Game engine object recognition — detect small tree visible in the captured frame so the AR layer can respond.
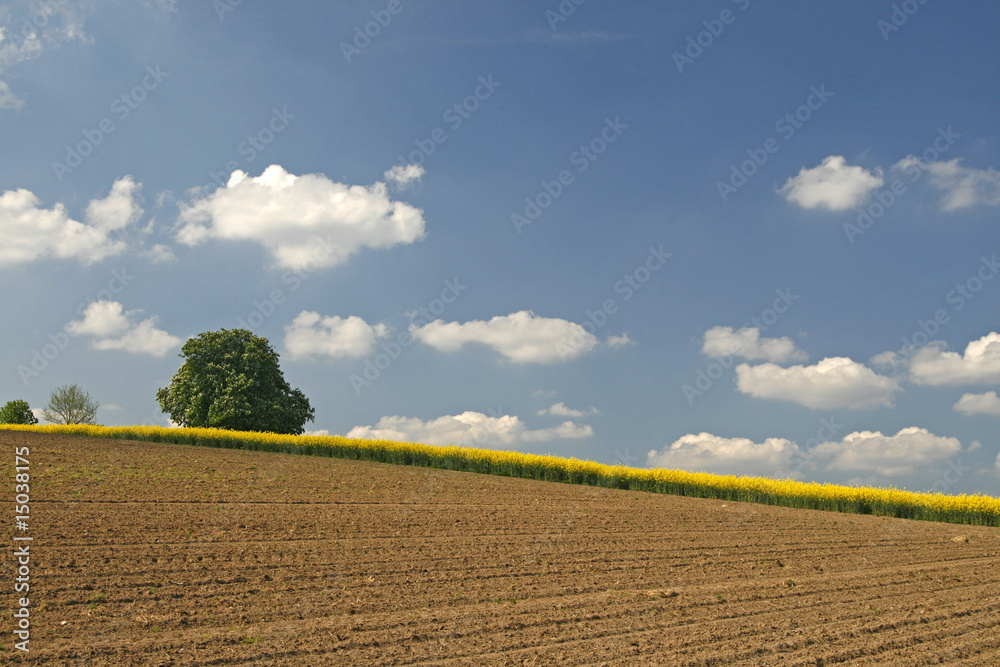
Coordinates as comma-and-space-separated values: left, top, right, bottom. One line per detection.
156, 328, 314, 434
0, 400, 38, 425
42, 385, 100, 425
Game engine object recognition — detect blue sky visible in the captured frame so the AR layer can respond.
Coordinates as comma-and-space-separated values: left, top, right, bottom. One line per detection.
2, 1, 999, 494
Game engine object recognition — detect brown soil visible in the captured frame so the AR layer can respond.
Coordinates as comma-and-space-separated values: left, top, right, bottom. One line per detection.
2, 430, 1000, 665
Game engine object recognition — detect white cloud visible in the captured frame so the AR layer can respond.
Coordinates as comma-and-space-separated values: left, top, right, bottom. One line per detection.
779, 156, 884, 210
647, 432, 801, 477
736, 357, 900, 409
522, 421, 593, 442
85, 176, 143, 232
410, 310, 599, 363
895, 156, 1000, 211
907, 332, 1000, 385
702, 326, 808, 363
66, 300, 131, 338
953, 391, 1000, 417
868, 349, 905, 372
0, 1, 90, 109
141, 243, 176, 264
303, 429, 331, 437
176, 164, 426, 271
606, 333, 633, 348
0, 79, 24, 110
0, 177, 142, 264
810, 427, 962, 477
384, 163, 425, 188
91, 318, 180, 356
283, 311, 388, 360
67, 301, 180, 356
346, 411, 593, 448
537, 402, 598, 417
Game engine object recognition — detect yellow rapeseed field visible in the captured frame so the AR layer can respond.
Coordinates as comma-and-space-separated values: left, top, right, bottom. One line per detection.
5, 423, 999, 527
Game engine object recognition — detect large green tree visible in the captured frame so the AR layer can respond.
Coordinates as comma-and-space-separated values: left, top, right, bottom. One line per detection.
156, 329, 314, 434
0, 399, 38, 425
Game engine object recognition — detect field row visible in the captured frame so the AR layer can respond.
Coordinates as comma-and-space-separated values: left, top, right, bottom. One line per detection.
4, 431, 1000, 665
8, 423, 1000, 526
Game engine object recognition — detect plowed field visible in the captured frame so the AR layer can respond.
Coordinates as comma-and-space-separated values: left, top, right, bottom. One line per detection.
2, 430, 1000, 665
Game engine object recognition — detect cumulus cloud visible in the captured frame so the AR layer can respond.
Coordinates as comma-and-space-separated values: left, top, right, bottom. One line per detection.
85, 176, 143, 232
346, 411, 593, 448
895, 157, 1000, 211
606, 333, 633, 348
953, 391, 1000, 417
67, 300, 180, 356
736, 357, 900, 409
779, 156, 883, 211
702, 326, 808, 363
647, 433, 802, 477
384, 163, 425, 188
410, 310, 599, 363
283, 311, 388, 360
0, 177, 142, 264
66, 300, 131, 338
176, 164, 426, 271
907, 332, 1000, 385
810, 427, 962, 477
537, 402, 598, 417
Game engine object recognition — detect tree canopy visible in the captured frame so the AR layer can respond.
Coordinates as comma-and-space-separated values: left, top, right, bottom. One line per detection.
42, 385, 99, 425
156, 329, 314, 435
0, 399, 38, 425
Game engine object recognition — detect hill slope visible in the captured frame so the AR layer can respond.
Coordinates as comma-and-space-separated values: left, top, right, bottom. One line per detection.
3, 431, 1000, 665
